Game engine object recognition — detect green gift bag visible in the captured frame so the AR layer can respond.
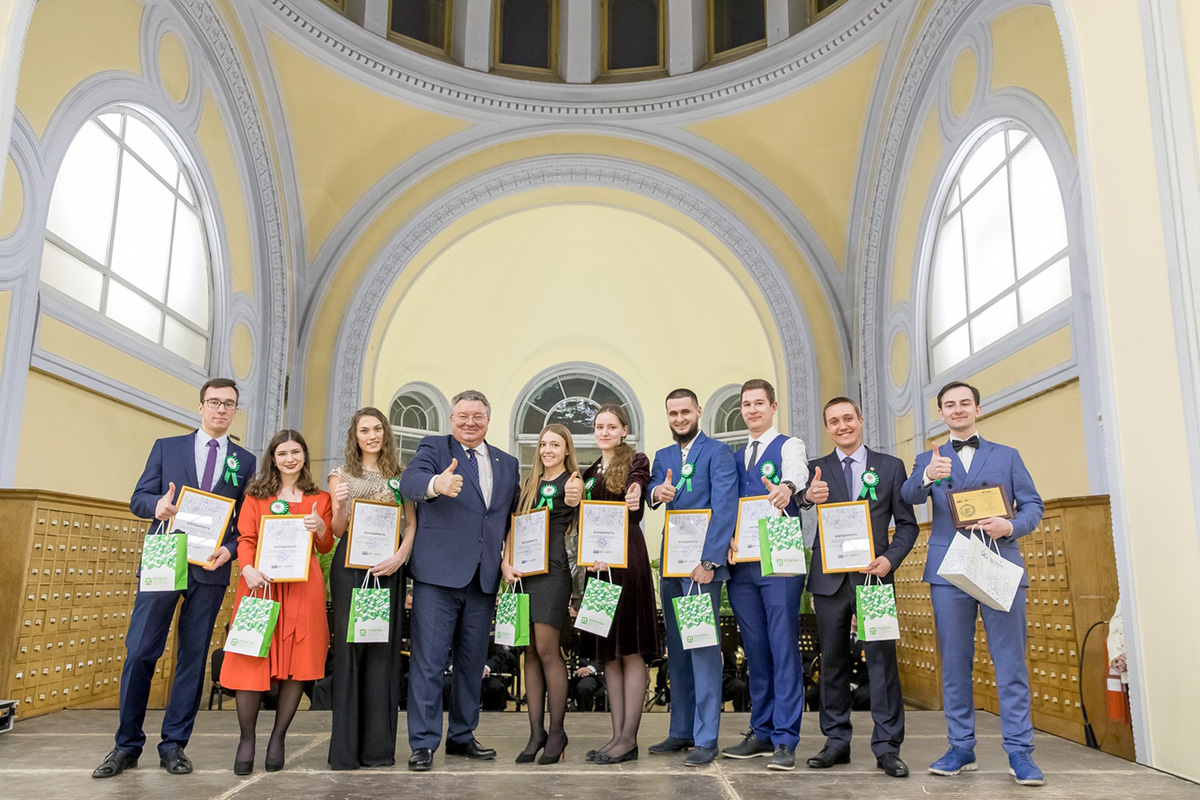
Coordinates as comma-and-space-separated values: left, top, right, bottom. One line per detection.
574, 572, 623, 638
672, 582, 719, 650
856, 575, 900, 641
348, 573, 391, 644
139, 521, 188, 592
225, 586, 280, 658
758, 514, 806, 576
494, 580, 530, 647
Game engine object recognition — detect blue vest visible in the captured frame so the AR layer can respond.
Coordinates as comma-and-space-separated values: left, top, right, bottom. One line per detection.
733, 434, 799, 516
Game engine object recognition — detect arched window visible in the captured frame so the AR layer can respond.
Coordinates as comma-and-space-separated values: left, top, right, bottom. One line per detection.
710, 0, 765, 58
707, 388, 748, 448
389, 386, 447, 464
41, 108, 212, 366
390, 0, 451, 52
514, 369, 640, 474
927, 123, 1071, 375
495, 0, 557, 72
604, 0, 661, 73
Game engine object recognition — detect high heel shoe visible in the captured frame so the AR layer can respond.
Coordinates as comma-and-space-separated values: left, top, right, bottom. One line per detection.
594, 745, 638, 765
233, 759, 253, 776
538, 734, 568, 765
515, 732, 548, 764
264, 757, 284, 772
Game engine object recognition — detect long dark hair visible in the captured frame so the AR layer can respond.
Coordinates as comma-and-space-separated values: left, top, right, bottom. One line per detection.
517, 424, 580, 514
595, 405, 636, 494
341, 407, 403, 480
246, 429, 321, 499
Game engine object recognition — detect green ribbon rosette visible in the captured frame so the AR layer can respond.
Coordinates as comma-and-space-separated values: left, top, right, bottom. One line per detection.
535, 482, 558, 510
858, 468, 880, 501
584, 477, 596, 501
269, 499, 289, 515
223, 454, 240, 487
675, 462, 695, 493
760, 460, 780, 485
387, 477, 403, 505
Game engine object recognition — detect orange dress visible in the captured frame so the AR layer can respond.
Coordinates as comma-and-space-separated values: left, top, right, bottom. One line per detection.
221, 492, 334, 691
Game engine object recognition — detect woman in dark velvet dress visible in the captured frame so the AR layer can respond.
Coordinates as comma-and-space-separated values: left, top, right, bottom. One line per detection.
503, 424, 584, 765
579, 405, 662, 765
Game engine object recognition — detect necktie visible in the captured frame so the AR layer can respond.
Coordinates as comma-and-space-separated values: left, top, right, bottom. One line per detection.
843, 455, 855, 500
464, 448, 479, 479
201, 439, 219, 491
952, 435, 981, 452
747, 440, 760, 470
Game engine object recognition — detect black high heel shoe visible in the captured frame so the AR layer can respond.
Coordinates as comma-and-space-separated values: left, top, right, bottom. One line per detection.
233, 759, 253, 776
594, 745, 638, 765
264, 756, 284, 772
538, 734, 568, 765
515, 732, 548, 764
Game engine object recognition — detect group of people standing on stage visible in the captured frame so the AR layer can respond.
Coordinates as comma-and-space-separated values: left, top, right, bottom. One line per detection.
92, 373, 1047, 788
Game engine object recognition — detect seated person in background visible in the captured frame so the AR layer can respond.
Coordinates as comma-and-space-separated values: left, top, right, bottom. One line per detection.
570, 661, 606, 712
483, 644, 519, 712
722, 642, 751, 713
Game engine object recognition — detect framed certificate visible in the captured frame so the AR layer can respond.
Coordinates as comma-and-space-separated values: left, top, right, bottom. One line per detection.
173, 487, 236, 566
732, 495, 779, 562
255, 515, 314, 582
816, 500, 875, 573
663, 509, 711, 577
577, 500, 629, 568
948, 485, 1014, 528
345, 499, 401, 569
509, 509, 549, 576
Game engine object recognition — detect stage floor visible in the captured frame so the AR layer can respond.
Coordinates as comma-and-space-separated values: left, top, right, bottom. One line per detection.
0, 708, 1195, 800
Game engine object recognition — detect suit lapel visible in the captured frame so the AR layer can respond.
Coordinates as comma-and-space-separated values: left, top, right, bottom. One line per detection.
964, 437, 994, 486
183, 432, 200, 489
944, 440, 968, 485
451, 437, 486, 504
828, 451, 850, 503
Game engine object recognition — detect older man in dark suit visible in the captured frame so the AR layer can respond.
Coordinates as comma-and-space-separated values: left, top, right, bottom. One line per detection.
399, 389, 519, 772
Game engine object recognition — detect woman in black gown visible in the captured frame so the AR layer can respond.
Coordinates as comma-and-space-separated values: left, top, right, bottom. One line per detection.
502, 423, 583, 765
579, 404, 662, 765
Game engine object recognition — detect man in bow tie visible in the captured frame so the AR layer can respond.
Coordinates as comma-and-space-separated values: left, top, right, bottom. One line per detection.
901, 382, 1045, 787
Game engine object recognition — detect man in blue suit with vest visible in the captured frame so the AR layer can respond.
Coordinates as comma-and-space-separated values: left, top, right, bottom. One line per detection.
801, 396, 917, 778
93, 378, 255, 778
399, 389, 520, 772
720, 379, 808, 771
647, 388, 738, 766
901, 381, 1045, 786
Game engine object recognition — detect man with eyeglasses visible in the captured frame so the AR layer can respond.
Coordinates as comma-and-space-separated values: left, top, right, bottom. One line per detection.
400, 390, 520, 772
94, 378, 255, 779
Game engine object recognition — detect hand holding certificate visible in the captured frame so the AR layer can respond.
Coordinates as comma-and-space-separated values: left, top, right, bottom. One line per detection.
172, 487, 236, 566
256, 515, 314, 582
732, 496, 778, 562
577, 501, 629, 568
663, 509, 710, 577
817, 500, 875, 573
508, 509, 549, 576
345, 499, 401, 569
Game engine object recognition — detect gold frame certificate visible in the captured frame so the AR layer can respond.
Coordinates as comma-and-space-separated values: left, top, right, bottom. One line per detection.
509, 509, 550, 577
732, 495, 779, 562
816, 500, 876, 573
948, 485, 1014, 528
577, 500, 629, 568
173, 487, 236, 566
255, 515, 313, 582
663, 509, 711, 577
345, 499, 401, 569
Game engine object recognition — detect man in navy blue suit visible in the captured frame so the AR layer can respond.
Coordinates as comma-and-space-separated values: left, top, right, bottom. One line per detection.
398, 389, 520, 772
647, 388, 738, 766
801, 396, 917, 779
720, 379, 808, 771
901, 381, 1046, 787
93, 378, 255, 778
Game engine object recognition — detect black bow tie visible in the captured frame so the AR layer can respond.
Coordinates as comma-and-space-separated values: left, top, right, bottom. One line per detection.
951, 436, 980, 452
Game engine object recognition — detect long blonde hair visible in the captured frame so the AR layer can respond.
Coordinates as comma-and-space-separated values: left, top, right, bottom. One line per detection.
341, 407, 403, 480
518, 424, 579, 514
595, 405, 636, 494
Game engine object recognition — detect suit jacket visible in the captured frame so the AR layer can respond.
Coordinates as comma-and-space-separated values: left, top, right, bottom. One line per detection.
399, 434, 519, 594
648, 431, 739, 581
803, 447, 918, 596
901, 436, 1044, 587
129, 431, 256, 587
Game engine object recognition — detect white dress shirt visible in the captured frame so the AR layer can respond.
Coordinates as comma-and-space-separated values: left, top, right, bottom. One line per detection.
194, 429, 228, 490
744, 426, 808, 486
427, 440, 493, 506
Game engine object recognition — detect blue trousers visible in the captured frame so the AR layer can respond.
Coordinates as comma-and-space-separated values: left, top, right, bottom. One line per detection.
660, 577, 723, 749
116, 582, 226, 757
930, 583, 1034, 755
406, 578, 495, 751
726, 563, 804, 747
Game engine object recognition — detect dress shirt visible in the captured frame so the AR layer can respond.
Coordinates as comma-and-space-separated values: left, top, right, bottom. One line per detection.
923, 434, 978, 484
194, 429, 228, 488
744, 427, 808, 486
427, 439, 494, 506
835, 443, 867, 497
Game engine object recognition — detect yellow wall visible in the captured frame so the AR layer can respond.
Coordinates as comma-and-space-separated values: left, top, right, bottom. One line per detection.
195, 89, 257, 301
0, 154, 21, 237
989, 5, 1076, 154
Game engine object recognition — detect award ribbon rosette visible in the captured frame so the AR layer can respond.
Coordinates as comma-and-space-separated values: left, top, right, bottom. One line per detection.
139, 521, 189, 592
757, 513, 806, 577
536, 483, 558, 511
493, 579, 531, 647
855, 574, 901, 641
760, 460, 780, 485
858, 468, 880, 501
936, 524, 1024, 611
574, 571, 623, 638
223, 454, 241, 487
675, 462, 695, 493
225, 585, 280, 658
387, 477, 404, 505
348, 572, 391, 643
584, 477, 596, 501
672, 581, 719, 650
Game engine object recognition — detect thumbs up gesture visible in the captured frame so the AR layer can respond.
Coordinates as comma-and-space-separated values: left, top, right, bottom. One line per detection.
564, 471, 583, 506
656, 468, 677, 504
303, 506, 327, 537
925, 444, 952, 482
434, 458, 464, 497
805, 467, 829, 505
764, 474, 793, 509
624, 481, 642, 511
155, 481, 179, 521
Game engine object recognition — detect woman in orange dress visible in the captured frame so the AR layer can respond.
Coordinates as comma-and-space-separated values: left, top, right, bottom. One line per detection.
221, 429, 333, 775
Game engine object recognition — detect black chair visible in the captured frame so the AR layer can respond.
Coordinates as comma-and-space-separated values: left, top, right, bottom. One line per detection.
207, 648, 236, 710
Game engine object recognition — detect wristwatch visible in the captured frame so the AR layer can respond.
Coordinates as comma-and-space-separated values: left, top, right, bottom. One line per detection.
700, 560, 717, 571
781, 480, 797, 495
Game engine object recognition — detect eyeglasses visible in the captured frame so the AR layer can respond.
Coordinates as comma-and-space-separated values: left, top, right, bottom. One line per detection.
452, 413, 488, 424
203, 399, 239, 411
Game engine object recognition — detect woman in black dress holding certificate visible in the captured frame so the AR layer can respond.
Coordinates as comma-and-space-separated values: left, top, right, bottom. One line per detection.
327, 407, 417, 770
580, 405, 660, 765
502, 423, 583, 765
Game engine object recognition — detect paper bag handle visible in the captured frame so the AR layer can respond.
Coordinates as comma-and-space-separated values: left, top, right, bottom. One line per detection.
968, 523, 1003, 555
150, 520, 167, 536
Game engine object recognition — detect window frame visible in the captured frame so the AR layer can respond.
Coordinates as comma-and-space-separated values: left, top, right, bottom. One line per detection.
707, 0, 767, 61
704, 385, 749, 449
600, 0, 665, 76
809, 0, 846, 23
386, 0, 454, 56
493, 0, 560, 76
388, 383, 450, 464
